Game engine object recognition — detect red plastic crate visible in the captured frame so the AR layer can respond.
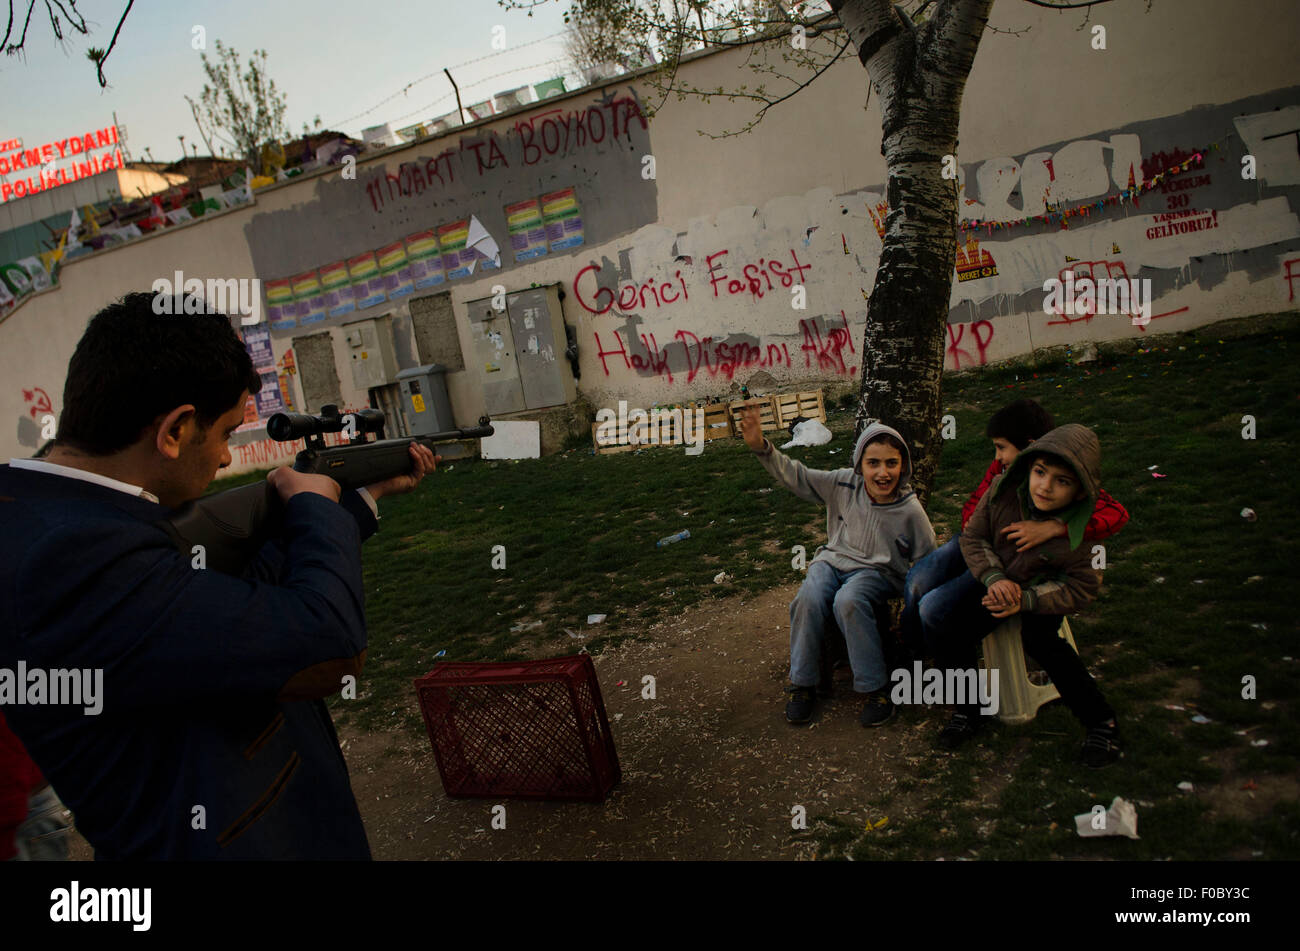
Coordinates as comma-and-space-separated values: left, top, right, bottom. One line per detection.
414, 654, 621, 801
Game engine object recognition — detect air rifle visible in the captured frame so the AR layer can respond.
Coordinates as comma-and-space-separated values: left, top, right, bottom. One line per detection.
163, 404, 493, 576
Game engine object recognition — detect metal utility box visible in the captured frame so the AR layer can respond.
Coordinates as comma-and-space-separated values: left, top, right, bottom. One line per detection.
396, 364, 453, 435
466, 285, 573, 416
342, 316, 399, 390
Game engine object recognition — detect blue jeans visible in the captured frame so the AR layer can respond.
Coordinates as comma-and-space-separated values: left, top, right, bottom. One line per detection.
790, 561, 896, 693
11, 785, 69, 861
901, 534, 968, 656
916, 559, 989, 661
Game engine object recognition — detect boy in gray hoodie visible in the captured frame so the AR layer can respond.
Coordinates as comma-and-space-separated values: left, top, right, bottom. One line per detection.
740, 407, 936, 727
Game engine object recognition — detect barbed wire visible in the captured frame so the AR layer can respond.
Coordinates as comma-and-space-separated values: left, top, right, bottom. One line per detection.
323, 30, 570, 129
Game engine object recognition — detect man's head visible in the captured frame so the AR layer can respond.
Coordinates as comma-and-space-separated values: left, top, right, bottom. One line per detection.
987, 398, 1055, 467
1026, 452, 1086, 513
53, 290, 262, 506
859, 432, 905, 503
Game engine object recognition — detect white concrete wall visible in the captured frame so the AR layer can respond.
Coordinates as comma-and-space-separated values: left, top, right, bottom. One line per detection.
2, 0, 1297, 473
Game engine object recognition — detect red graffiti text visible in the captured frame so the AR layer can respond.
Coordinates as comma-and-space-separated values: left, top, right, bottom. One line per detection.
946, 320, 994, 369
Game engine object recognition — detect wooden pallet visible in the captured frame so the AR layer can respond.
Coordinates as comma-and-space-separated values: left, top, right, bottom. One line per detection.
591, 422, 638, 453
593, 391, 822, 452
727, 396, 782, 433
773, 390, 827, 428
591, 405, 693, 454
700, 401, 734, 441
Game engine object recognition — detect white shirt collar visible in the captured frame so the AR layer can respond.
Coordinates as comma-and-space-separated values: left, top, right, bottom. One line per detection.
8, 457, 161, 504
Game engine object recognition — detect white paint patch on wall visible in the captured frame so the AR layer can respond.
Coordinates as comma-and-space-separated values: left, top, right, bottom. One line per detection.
950, 198, 1300, 308
959, 135, 1144, 223
1234, 107, 1300, 187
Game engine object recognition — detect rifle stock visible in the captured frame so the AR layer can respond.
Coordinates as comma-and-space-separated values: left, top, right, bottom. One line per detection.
163, 418, 493, 576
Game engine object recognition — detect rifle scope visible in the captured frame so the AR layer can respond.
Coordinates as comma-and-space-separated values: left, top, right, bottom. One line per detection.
266, 404, 387, 442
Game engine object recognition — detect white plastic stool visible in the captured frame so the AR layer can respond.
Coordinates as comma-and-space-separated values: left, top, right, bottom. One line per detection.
980, 617, 1078, 725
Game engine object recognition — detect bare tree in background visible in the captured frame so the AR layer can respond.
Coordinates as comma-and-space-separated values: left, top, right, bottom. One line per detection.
563, 0, 660, 79
1, 0, 134, 87
193, 42, 291, 175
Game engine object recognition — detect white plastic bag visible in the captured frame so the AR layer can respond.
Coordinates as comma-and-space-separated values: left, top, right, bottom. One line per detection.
780, 419, 833, 448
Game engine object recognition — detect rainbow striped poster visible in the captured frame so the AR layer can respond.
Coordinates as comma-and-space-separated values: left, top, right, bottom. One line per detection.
319, 260, 356, 318
377, 240, 414, 299
437, 219, 474, 279
506, 198, 549, 261
266, 277, 295, 330
347, 251, 387, 309
542, 187, 584, 251
405, 230, 445, 289
291, 270, 327, 325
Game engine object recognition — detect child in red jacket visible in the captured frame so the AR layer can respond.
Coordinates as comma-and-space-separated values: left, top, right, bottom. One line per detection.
900, 398, 1128, 657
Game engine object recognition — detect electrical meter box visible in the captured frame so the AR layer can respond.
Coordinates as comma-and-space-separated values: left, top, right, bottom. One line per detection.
396, 364, 453, 435
466, 285, 574, 416
342, 316, 399, 390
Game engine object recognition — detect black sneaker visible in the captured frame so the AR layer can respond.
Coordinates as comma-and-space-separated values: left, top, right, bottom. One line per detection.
1081, 720, 1122, 768
936, 709, 982, 750
859, 689, 896, 727
784, 684, 816, 725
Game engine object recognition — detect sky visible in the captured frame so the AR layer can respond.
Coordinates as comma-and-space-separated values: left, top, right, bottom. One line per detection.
0, 0, 576, 164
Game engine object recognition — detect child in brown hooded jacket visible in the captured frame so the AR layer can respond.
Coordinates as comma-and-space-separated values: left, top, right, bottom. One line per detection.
923, 423, 1120, 767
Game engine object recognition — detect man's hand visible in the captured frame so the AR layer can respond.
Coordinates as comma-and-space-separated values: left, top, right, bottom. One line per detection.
364, 443, 439, 501
267, 466, 342, 504
740, 405, 766, 451
1001, 519, 1066, 552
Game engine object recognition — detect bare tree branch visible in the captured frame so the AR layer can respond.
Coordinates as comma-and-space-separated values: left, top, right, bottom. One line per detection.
2, 0, 133, 87
92, 0, 132, 87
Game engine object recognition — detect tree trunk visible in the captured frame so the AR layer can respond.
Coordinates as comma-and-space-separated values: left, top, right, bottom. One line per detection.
830, 0, 993, 507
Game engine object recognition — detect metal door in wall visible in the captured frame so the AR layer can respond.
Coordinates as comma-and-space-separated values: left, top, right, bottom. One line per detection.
466, 296, 526, 416
506, 288, 565, 409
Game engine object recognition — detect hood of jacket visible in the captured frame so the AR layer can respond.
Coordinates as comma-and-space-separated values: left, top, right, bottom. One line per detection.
853, 421, 914, 491
995, 423, 1101, 549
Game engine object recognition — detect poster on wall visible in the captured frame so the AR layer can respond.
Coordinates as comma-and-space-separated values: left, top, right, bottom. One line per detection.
265, 277, 296, 330
277, 372, 295, 412
320, 260, 356, 318
466, 215, 501, 271
505, 198, 550, 262
437, 219, 474, 280
542, 187, 585, 251
242, 324, 274, 369
377, 240, 414, 299
347, 251, 387, 309
291, 270, 327, 325
253, 368, 285, 416
406, 230, 445, 289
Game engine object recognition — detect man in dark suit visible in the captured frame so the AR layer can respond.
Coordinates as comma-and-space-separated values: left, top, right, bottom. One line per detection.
0, 291, 435, 859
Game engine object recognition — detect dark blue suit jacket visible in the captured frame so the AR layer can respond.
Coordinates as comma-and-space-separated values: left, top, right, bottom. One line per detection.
0, 464, 377, 859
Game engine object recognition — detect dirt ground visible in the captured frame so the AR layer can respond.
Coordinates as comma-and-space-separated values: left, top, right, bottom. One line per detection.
343, 581, 947, 860
62, 579, 1289, 861
64, 581, 941, 861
